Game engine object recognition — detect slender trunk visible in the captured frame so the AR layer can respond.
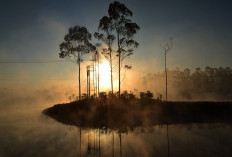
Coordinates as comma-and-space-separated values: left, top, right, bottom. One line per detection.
93, 61, 95, 97
109, 48, 113, 94
98, 52, 100, 96
165, 53, 167, 101
107, 30, 113, 95
117, 33, 121, 97
88, 69, 90, 97
95, 58, 97, 97
87, 67, 88, 98
78, 53, 81, 100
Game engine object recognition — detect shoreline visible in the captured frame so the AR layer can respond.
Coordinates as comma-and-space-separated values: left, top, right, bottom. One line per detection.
43, 99, 232, 131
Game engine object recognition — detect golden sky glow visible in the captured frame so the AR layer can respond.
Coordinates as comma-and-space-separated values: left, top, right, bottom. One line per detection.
99, 59, 111, 90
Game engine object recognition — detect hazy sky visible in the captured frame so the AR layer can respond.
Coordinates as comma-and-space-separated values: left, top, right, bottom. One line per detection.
0, 0, 232, 91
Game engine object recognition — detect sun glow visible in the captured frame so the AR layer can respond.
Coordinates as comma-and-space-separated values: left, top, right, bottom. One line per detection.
98, 59, 111, 90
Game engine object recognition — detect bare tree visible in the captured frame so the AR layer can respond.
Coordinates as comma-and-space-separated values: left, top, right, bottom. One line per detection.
161, 38, 174, 101
59, 26, 95, 100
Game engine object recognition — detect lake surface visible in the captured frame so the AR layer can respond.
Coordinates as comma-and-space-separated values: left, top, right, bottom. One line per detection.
1, 101, 232, 157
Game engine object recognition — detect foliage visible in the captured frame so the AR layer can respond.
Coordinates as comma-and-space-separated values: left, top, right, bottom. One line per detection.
120, 90, 136, 100
140, 91, 153, 99
59, 26, 95, 99
108, 1, 140, 95
59, 26, 95, 63
108, 1, 140, 59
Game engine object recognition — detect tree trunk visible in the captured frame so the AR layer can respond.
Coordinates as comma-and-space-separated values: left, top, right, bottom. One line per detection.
87, 66, 89, 98
98, 52, 100, 96
165, 53, 167, 101
110, 48, 114, 94
78, 53, 81, 100
117, 33, 121, 97
93, 60, 95, 97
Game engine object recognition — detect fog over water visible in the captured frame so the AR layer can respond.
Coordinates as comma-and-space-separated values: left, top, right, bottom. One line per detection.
1, 87, 232, 157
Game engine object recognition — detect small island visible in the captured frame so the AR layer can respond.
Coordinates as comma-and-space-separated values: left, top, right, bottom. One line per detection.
43, 91, 232, 132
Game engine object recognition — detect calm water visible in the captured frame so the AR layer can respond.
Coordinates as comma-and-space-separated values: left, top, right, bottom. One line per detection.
1, 101, 232, 157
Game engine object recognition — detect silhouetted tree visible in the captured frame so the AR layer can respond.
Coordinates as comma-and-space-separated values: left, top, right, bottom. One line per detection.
161, 38, 173, 101
145, 91, 153, 99
99, 92, 107, 100
121, 90, 131, 100
59, 26, 95, 99
140, 92, 146, 99
108, 1, 140, 96
128, 91, 136, 99
94, 16, 115, 94
140, 91, 153, 99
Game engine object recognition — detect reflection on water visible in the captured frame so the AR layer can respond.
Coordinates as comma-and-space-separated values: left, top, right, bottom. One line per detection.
1, 108, 232, 156
167, 124, 170, 157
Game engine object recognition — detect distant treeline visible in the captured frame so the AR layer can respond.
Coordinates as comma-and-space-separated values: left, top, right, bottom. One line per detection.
143, 67, 232, 101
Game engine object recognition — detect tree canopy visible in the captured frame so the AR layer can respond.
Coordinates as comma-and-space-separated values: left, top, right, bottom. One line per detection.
59, 26, 95, 63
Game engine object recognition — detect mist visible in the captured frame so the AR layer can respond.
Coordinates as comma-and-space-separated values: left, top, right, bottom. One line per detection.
140, 66, 232, 101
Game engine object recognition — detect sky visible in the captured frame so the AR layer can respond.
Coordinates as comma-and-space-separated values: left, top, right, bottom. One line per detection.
0, 0, 232, 94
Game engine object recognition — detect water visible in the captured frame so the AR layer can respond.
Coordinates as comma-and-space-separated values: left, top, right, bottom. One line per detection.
1, 101, 232, 157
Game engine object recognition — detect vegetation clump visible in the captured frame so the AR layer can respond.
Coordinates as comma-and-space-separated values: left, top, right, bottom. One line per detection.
43, 91, 232, 132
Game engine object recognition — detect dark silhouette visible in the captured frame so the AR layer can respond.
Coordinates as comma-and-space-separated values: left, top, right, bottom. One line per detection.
140, 91, 153, 99
43, 93, 232, 132
108, 1, 140, 96
94, 16, 115, 94
161, 38, 174, 101
59, 26, 95, 99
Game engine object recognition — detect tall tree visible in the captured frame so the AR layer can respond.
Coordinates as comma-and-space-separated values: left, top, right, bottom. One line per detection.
161, 38, 173, 101
108, 1, 140, 96
59, 26, 95, 100
94, 16, 115, 94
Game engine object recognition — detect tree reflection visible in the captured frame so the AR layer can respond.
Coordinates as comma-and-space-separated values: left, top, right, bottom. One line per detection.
167, 124, 170, 157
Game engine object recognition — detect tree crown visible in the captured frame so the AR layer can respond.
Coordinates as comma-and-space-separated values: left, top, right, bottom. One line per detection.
59, 26, 95, 63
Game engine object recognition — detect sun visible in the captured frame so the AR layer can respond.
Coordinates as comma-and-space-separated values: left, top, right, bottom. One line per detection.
98, 59, 111, 90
